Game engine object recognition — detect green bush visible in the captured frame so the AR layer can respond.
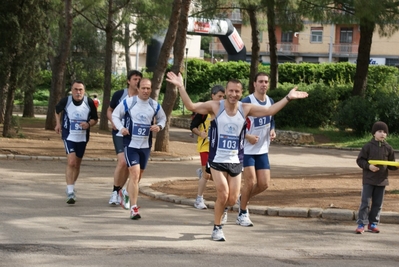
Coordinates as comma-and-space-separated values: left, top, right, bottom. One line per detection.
374, 92, 399, 134
269, 83, 350, 128
33, 61, 399, 134
334, 96, 377, 135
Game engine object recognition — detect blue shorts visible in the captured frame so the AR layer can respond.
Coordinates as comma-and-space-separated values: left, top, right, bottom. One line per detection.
124, 147, 151, 170
112, 135, 124, 154
63, 140, 87, 158
243, 153, 270, 170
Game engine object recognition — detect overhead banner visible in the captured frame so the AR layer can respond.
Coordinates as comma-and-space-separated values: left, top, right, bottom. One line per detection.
228, 28, 245, 53
187, 18, 229, 35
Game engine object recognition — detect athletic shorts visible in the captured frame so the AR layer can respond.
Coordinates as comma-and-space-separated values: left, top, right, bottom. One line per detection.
199, 152, 209, 166
208, 162, 243, 177
243, 153, 270, 170
63, 140, 87, 158
124, 147, 151, 170
112, 135, 124, 154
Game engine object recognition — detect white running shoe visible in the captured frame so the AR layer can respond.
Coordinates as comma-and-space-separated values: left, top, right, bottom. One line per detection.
66, 192, 76, 205
196, 168, 203, 179
236, 194, 241, 208
108, 191, 119, 205
211, 227, 226, 241
194, 197, 207, 209
221, 210, 228, 225
130, 206, 141, 220
119, 189, 130, 210
236, 212, 254, 227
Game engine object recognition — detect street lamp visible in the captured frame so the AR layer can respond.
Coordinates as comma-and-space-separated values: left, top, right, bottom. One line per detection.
182, 47, 189, 115
211, 37, 214, 64
294, 32, 333, 63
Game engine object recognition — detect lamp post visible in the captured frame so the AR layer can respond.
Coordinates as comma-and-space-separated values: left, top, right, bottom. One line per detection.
211, 37, 214, 63
294, 32, 333, 63
135, 42, 139, 70
182, 47, 189, 115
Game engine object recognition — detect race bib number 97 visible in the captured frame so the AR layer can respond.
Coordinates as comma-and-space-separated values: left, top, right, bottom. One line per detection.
254, 116, 270, 128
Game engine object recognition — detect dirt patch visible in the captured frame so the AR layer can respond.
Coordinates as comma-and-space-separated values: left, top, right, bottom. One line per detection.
150, 176, 399, 213
1, 118, 399, 213
0, 122, 197, 159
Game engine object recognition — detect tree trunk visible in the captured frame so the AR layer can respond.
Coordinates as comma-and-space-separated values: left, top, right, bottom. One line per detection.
266, 0, 278, 90
99, 25, 115, 130
150, 0, 182, 102
2, 57, 18, 137
124, 22, 132, 73
352, 19, 375, 97
247, 6, 259, 94
154, 0, 190, 152
45, 0, 73, 130
22, 84, 35, 117
0, 72, 9, 123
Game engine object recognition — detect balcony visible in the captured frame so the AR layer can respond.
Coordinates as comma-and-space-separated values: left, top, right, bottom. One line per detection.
334, 44, 358, 56
265, 43, 298, 54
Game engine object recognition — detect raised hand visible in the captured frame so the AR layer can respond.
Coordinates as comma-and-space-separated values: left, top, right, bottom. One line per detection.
166, 72, 184, 88
287, 87, 308, 100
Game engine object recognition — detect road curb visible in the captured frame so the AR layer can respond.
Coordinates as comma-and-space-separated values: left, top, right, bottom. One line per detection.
139, 182, 399, 224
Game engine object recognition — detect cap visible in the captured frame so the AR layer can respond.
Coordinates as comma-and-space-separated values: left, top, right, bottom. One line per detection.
371, 121, 389, 135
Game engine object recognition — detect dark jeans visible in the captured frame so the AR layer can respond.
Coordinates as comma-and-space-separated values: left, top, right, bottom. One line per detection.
356, 184, 385, 225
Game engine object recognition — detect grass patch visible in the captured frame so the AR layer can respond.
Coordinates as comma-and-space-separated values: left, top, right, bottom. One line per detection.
279, 126, 399, 149
387, 189, 399, 194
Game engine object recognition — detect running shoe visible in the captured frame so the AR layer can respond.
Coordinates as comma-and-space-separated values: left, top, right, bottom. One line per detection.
221, 210, 228, 225
194, 197, 207, 209
108, 191, 119, 205
368, 223, 380, 233
236, 194, 241, 210
130, 206, 141, 220
211, 227, 226, 241
355, 224, 365, 234
66, 192, 76, 205
119, 189, 130, 210
236, 212, 254, 227
196, 168, 203, 179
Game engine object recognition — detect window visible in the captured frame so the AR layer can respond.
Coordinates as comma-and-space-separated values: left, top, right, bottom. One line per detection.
302, 56, 319, 63
311, 27, 323, 43
340, 28, 353, 43
231, 9, 241, 21
281, 32, 293, 43
386, 58, 399, 66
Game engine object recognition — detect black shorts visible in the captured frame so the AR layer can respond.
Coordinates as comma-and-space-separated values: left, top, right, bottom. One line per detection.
207, 162, 243, 177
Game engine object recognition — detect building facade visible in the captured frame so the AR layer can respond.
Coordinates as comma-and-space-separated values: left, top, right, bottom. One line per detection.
212, 11, 399, 67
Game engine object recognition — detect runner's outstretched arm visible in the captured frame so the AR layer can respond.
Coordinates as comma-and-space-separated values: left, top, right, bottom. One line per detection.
246, 87, 308, 117
166, 72, 214, 115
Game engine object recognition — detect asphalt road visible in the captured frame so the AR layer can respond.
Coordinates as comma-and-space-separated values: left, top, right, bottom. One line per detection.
1, 157, 399, 267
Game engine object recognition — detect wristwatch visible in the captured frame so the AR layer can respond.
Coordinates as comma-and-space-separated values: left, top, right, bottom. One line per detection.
158, 125, 163, 130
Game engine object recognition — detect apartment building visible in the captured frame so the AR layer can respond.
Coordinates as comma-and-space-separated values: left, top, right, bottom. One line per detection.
212, 11, 399, 66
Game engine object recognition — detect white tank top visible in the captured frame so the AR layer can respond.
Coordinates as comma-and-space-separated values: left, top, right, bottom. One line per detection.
244, 94, 272, 155
65, 100, 90, 142
211, 101, 246, 163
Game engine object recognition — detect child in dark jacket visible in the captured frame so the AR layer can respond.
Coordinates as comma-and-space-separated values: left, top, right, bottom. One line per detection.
355, 121, 397, 234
